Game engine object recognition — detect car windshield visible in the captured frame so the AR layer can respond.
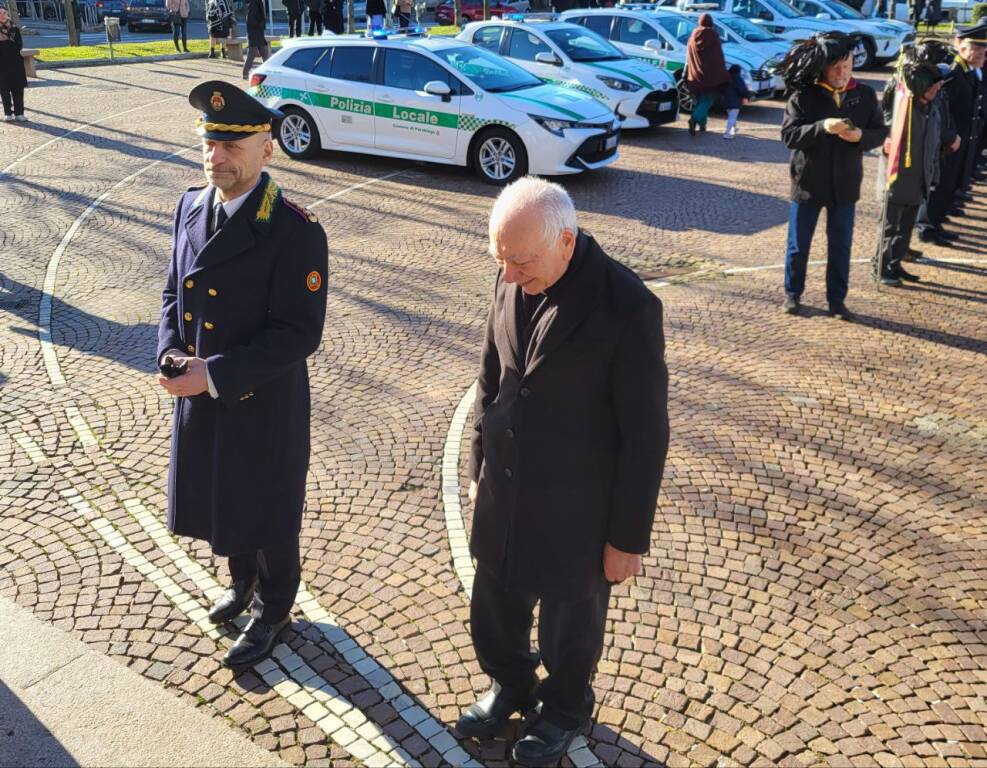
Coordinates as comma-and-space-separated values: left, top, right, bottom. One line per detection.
718, 15, 777, 40
822, 0, 864, 18
655, 16, 695, 44
545, 26, 624, 61
760, 0, 805, 18
433, 45, 543, 92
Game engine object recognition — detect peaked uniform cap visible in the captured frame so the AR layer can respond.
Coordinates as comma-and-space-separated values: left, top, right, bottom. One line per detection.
189, 80, 284, 141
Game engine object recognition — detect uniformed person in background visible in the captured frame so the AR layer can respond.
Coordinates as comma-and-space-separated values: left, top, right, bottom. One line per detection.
916, 23, 986, 246
157, 80, 328, 670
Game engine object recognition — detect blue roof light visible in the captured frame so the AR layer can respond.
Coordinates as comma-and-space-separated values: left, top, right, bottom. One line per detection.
507, 13, 526, 20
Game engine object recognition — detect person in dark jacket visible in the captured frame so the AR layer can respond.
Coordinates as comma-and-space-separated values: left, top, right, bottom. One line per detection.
206, 0, 233, 58
455, 177, 669, 768
0, 6, 27, 122
284, 0, 302, 36
307, 0, 322, 34
685, 13, 728, 135
777, 32, 886, 320
242, 0, 269, 79
366, 0, 386, 30
321, 0, 343, 34
722, 63, 752, 139
876, 47, 958, 285
157, 81, 328, 670
916, 24, 986, 245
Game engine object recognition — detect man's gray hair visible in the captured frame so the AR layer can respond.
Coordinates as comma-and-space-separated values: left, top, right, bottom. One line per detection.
488, 176, 578, 251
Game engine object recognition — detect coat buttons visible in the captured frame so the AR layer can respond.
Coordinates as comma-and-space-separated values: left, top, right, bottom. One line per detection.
184, 312, 192, 321
208, 288, 218, 297
204, 322, 215, 330
504, 468, 513, 478
185, 279, 194, 289
506, 428, 515, 439
187, 344, 195, 354
520, 387, 530, 398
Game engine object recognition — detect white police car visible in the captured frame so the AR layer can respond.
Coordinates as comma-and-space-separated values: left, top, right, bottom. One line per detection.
788, 0, 913, 65
457, 17, 679, 128
249, 30, 621, 184
561, 7, 777, 110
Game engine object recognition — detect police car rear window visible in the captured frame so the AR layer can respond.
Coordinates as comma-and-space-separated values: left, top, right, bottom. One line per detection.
284, 47, 328, 73
330, 46, 375, 83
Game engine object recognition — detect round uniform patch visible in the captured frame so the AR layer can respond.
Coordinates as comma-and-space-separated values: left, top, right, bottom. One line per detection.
306, 271, 322, 292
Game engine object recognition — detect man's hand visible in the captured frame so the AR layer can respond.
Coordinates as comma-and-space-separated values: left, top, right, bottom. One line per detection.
158, 357, 209, 398
949, 135, 962, 153
823, 118, 848, 134
838, 127, 862, 143
603, 543, 642, 584
882, 137, 892, 156
468, 480, 478, 505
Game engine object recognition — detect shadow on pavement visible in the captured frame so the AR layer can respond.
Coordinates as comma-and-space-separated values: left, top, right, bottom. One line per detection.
0, 680, 80, 768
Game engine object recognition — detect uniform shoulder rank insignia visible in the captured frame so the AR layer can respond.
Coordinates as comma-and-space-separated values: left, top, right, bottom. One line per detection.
283, 198, 319, 224
306, 271, 323, 292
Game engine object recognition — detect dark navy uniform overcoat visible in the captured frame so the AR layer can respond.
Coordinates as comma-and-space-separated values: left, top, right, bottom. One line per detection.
157, 172, 328, 556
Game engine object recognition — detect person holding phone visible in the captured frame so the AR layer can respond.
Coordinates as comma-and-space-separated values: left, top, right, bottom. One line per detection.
777, 32, 887, 320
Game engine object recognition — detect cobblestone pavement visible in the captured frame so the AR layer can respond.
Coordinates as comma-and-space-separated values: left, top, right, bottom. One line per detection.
1, 60, 985, 768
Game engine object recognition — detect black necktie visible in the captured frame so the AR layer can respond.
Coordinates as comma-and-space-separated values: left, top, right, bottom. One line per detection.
212, 202, 228, 236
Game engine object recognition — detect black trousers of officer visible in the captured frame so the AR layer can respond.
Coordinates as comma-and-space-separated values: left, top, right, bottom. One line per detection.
288, 11, 302, 36
880, 201, 920, 275
918, 149, 963, 232
228, 535, 301, 624
471, 564, 611, 731
308, 10, 323, 34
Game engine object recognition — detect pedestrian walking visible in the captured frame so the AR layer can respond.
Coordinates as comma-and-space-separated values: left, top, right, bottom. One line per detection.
777, 32, 886, 320
284, 0, 302, 37
157, 80, 328, 670
242, 0, 270, 80
321, 0, 343, 34
876, 42, 958, 285
0, 6, 27, 122
722, 63, 751, 139
366, 0, 386, 31
685, 13, 728, 135
166, 0, 191, 53
916, 23, 987, 245
307, 0, 323, 35
456, 177, 669, 767
206, 0, 233, 58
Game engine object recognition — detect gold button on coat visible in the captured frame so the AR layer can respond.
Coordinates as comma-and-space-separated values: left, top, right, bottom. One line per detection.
184, 312, 192, 321
208, 288, 217, 297
204, 322, 215, 330
185, 279, 194, 289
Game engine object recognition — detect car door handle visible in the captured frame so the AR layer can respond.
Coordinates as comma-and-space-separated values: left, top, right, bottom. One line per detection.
378, 94, 394, 103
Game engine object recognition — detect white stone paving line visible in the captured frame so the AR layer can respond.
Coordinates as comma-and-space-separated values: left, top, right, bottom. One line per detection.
73, 492, 416, 767
440, 384, 605, 768
723, 257, 987, 275
307, 169, 411, 211
122, 498, 478, 768
64, 405, 98, 450
11, 430, 47, 465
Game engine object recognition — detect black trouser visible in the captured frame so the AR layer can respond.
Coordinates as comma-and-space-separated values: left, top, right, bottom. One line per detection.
1, 86, 24, 116
879, 201, 919, 275
287, 11, 302, 35
308, 10, 323, 34
470, 565, 611, 730
228, 535, 301, 624
395, 9, 410, 27
242, 43, 270, 79
917, 149, 963, 232
172, 17, 188, 50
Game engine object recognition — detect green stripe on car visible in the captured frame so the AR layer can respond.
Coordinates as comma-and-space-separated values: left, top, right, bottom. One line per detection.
583, 61, 651, 88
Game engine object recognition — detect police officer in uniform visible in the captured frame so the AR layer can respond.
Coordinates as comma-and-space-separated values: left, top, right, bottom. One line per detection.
157, 81, 328, 670
916, 23, 986, 245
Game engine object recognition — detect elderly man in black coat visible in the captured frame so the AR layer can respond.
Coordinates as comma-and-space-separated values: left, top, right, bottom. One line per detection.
456, 177, 669, 766
157, 81, 328, 670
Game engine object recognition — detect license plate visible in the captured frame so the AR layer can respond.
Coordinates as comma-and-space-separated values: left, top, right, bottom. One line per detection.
141, 18, 155, 23
605, 135, 618, 150
659, 102, 672, 111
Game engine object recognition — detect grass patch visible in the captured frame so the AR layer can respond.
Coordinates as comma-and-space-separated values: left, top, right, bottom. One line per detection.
428, 25, 460, 36
36, 37, 282, 62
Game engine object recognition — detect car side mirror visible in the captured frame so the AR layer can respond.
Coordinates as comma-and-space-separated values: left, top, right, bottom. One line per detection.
758, 9, 772, 19
423, 80, 452, 101
816, 11, 831, 18
535, 51, 563, 65
644, 38, 663, 51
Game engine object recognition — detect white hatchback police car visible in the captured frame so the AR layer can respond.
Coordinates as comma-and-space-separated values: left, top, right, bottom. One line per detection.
457, 17, 679, 129
249, 30, 621, 184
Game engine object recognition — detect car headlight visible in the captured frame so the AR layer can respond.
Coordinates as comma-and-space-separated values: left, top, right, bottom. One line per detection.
530, 114, 603, 136
596, 75, 642, 92
877, 25, 898, 34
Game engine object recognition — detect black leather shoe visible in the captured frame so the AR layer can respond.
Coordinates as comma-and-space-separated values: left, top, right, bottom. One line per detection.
222, 616, 289, 670
880, 273, 902, 287
896, 266, 920, 282
208, 578, 257, 624
456, 685, 536, 740
688, 117, 697, 136
783, 293, 800, 315
828, 303, 854, 321
512, 716, 584, 767
918, 229, 957, 246
903, 247, 922, 261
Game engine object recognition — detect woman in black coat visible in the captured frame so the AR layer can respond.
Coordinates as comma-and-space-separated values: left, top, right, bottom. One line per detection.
321, 0, 343, 34
0, 7, 27, 122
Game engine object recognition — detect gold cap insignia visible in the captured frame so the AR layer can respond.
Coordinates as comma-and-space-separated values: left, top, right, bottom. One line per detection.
210, 91, 225, 112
